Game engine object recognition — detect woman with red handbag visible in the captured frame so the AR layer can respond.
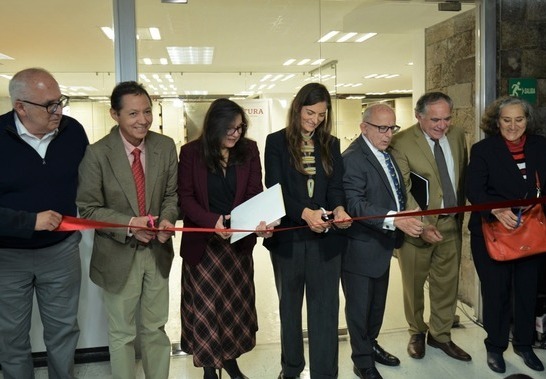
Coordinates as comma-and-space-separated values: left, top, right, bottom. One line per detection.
466, 96, 546, 374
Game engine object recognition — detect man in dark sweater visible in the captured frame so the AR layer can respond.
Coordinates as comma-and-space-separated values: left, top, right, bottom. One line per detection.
0, 68, 89, 379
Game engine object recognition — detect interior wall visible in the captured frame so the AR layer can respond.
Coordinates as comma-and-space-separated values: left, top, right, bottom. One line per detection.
394, 97, 414, 129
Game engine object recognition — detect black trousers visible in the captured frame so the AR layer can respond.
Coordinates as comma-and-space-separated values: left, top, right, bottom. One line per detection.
471, 233, 539, 353
342, 267, 389, 369
270, 239, 341, 379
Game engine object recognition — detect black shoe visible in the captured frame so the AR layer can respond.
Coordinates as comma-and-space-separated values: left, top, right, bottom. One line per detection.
514, 348, 545, 371
486, 352, 505, 373
204, 367, 219, 379
372, 342, 400, 366
353, 365, 383, 379
277, 372, 298, 379
223, 359, 249, 379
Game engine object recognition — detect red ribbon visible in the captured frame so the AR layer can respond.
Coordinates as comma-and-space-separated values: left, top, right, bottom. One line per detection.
58, 197, 546, 234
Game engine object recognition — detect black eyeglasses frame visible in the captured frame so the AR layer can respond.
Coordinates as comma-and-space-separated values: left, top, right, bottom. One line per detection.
19, 95, 70, 115
365, 121, 401, 134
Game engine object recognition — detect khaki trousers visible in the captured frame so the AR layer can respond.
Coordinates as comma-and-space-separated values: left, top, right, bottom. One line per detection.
397, 216, 461, 342
103, 247, 170, 379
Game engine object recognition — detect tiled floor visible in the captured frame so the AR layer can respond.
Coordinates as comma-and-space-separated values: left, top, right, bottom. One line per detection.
2, 242, 545, 378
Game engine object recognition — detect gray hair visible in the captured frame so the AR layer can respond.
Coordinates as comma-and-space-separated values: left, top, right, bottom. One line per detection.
8, 67, 53, 107
414, 92, 453, 116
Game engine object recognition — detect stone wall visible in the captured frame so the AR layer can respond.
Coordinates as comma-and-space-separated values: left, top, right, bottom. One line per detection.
425, 9, 477, 307
498, 0, 546, 130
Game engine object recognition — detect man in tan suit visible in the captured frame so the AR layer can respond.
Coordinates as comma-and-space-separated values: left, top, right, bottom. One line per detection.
77, 81, 178, 379
390, 92, 470, 362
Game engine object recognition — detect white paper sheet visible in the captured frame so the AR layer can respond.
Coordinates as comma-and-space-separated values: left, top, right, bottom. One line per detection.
230, 183, 285, 243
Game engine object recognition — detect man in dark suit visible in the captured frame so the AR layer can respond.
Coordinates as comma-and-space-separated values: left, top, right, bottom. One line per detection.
390, 92, 470, 362
77, 81, 178, 379
342, 103, 424, 379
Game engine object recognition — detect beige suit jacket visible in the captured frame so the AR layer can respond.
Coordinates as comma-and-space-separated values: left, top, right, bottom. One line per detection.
390, 123, 467, 245
77, 127, 179, 293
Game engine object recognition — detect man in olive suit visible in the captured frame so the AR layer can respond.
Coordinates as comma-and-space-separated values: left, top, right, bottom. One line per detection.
390, 92, 470, 363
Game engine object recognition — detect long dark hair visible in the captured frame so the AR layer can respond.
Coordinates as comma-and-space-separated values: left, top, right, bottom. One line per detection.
286, 82, 334, 176
199, 98, 249, 173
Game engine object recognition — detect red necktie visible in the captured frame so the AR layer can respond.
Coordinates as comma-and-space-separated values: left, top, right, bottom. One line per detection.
131, 148, 146, 216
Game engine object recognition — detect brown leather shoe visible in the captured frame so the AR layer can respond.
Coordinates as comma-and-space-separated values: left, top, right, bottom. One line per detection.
407, 333, 425, 359
427, 334, 471, 361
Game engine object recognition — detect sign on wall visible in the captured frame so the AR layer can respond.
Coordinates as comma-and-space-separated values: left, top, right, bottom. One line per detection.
508, 78, 537, 104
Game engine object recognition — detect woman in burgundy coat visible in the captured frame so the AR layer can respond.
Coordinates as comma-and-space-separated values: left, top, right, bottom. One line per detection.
178, 98, 269, 379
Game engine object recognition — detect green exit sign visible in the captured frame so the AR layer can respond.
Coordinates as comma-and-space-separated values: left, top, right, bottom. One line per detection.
508, 78, 537, 104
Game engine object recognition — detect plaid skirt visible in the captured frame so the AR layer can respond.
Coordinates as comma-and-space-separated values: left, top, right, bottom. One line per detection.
180, 234, 258, 368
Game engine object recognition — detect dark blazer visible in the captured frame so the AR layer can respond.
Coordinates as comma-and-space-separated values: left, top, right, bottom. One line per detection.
77, 126, 179, 293
263, 129, 346, 258
342, 136, 405, 278
466, 133, 546, 235
178, 139, 263, 265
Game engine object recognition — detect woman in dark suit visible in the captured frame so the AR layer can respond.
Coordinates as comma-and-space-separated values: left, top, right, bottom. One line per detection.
264, 83, 352, 379
178, 98, 269, 379
466, 96, 546, 374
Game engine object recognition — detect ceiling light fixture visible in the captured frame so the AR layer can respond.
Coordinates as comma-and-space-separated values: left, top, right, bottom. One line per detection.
308, 60, 338, 77
167, 46, 214, 65
161, 0, 188, 4
318, 31, 339, 43
0, 53, 14, 60
336, 32, 357, 43
100, 27, 115, 40
149, 27, 161, 40
281, 74, 296, 82
355, 33, 377, 43
319, 31, 376, 43
283, 59, 296, 66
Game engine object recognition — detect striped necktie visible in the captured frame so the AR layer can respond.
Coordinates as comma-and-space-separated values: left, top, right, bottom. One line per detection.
131, 148, 146, 216
382, 151, 405, 211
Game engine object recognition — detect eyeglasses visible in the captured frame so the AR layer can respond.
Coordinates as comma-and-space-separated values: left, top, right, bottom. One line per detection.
366, 121, 401, 134
226, 123, 247, 136
19, 95, 70, 114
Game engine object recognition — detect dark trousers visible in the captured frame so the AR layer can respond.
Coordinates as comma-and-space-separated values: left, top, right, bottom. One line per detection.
270, 239, 341, 379
342, 267, 389, 369
471, 233, 539, 353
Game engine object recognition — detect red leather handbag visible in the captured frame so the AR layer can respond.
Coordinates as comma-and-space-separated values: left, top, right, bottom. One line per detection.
482, 173, 546, 261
